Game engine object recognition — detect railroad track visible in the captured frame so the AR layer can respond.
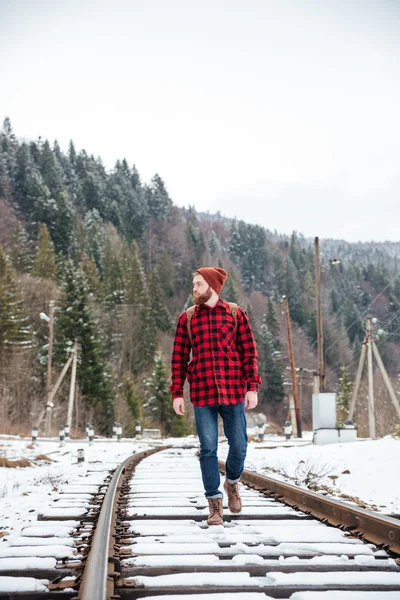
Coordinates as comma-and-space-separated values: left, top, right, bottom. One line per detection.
1, 446, 400, 599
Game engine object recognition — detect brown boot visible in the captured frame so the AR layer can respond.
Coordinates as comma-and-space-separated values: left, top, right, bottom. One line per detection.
224, 480, 242, 513
207, 497, 223, 526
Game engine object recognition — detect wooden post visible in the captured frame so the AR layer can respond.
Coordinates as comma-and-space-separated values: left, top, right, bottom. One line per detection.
298, 367, 303, 415
313, 374, 320, 394
348, 342, 367, 422
372, 341, 400, 420
283, 296, 302, 437
314, 237, 325, 391
45, 301, 54, 437
67, 341, 78, 432
49, 353, 74, 402
366, 317, 376, 439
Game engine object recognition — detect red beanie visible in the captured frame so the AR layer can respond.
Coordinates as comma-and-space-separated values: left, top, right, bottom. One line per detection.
196, 267, 228, 295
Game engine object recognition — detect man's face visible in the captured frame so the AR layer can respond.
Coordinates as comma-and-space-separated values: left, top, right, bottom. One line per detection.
193, 275, 212, 305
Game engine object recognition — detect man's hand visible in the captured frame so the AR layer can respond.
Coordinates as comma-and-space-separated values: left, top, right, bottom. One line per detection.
173, 397, 185, 415
245, 391, 258, 409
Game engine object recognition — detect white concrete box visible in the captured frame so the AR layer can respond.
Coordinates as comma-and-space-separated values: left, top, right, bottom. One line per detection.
339, 428, 357, 443
312, 393, 337, 430
313, 428, 339, 445
142, 428, 161, 439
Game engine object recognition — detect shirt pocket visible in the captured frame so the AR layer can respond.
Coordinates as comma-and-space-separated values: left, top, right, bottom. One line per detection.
219, 323, 236, 346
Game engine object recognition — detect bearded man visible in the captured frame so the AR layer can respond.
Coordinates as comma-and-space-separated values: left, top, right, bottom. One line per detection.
170, 267, 261, 526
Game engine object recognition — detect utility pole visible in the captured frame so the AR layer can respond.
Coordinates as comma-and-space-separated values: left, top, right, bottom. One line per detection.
366, 317, 376, 439
45, 301, 55, 437
348, 341, 367, 422
314, 237, 325, 391
348, 316, 400, 436
372, 341, 400, 420
67, 341, 78, 433
283, 296, 302, 437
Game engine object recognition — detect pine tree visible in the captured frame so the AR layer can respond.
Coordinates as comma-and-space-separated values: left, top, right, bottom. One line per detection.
157, 250, 175, 298
144, 351, 186, 436
229, 221, 268, 293
78, 156, 107, 216
102, 236, 124, 307
39, 139, 65, 197
106, 163, 147, 241
150, 268, 173, 333
130, 164, 141, 190
29, 140, 41, 167
187, 223, 206, 267
266, 297, 280, 347
84, 208, 105, 272
14, 143, 33, 211
52, 191, 75, 255
0, 152, 11, 199
330, 288, 341, 313
81, 252, 102, 297
284, 257, 305, 326
124, 243, 156, 375
223, 275, 240, 304
123, 377, 141, 421
33, 223, 57, 279
337, 365, 353, 426
0, 247, 32, 359
229, 220, 244, 265
0, 117, 18, 179
209, 230, 221, 256
56, 259, 114, 430
9, 222, 32, 273
147, 174, 172, 220
343, 301, 364, 344
259, 318, 284, 405
25, 171, 58, 233
68, 140, 76, 165
272, 251, 285, 296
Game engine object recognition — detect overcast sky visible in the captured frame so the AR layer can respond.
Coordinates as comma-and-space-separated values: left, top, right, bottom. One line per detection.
1, 0, 399, 242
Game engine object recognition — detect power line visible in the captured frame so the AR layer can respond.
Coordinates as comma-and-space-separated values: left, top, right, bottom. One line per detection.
325, 307, 400, 376
324, 269, 400, 357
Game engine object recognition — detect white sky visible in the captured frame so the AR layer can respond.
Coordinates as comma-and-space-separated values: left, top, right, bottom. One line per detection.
1, 0, 399, 242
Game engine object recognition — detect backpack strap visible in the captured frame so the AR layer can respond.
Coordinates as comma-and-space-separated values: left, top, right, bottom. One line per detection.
228, 302, 238, 331
186, 305, 196, 345
186, 302, 238, 344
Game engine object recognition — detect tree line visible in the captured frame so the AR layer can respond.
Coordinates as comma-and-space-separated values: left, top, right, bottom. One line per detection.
1, 117, 399, 436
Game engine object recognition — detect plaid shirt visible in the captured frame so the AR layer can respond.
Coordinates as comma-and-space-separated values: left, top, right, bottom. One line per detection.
170, 298, 261, 406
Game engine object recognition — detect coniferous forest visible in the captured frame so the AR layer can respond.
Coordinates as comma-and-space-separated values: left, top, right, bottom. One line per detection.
1, 117, 399, 438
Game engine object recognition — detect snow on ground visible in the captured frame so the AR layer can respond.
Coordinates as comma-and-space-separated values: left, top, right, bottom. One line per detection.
0, 430, 399, 550
0, 436, 399, 596
219, 431, 400, 515
0, 436, 153, 544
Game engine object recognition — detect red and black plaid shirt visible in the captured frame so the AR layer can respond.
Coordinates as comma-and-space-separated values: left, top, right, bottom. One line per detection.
170, 298, 261, 406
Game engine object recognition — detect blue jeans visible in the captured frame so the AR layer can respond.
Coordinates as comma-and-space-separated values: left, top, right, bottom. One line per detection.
193, 402, 248, 498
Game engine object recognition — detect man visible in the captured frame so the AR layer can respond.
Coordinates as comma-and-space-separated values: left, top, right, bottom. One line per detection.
170, 267, 261, 526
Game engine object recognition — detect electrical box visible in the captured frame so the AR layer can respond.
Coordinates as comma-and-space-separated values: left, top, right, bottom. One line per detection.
312, 393, 337, 430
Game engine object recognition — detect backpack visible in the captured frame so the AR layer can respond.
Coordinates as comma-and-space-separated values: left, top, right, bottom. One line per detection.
186, 302, 238, 345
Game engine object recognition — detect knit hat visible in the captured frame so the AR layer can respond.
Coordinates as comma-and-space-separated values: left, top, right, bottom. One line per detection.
196, 267, 228, 295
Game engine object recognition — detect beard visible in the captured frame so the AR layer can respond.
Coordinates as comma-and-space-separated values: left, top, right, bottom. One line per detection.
193, 286, 213, 305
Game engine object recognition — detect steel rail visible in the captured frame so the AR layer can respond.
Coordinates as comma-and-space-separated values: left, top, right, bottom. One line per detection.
219, 461, 400, 556
78, 447, 165, 600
